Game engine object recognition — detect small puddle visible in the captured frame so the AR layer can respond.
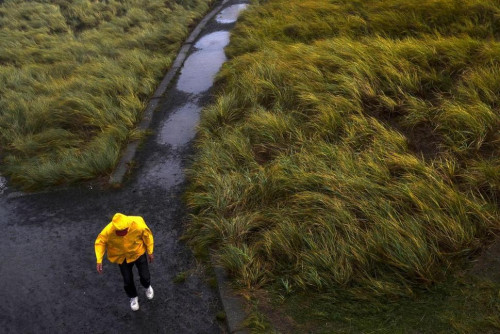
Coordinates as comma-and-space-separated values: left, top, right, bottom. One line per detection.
157, 101, 202, 147
216, 4, 248, 24
194, 31, 231, 50
176, 31, 230, 94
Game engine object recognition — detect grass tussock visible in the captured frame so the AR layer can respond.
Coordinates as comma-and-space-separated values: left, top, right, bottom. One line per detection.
186, 0, 500, 301
0, 0, 213, 189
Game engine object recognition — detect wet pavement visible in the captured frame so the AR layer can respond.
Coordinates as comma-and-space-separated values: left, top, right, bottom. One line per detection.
0, 1, 248, 333
0, 176, 6, 195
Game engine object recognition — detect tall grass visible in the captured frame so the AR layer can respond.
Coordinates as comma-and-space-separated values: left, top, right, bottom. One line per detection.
186, 0, 500, 299
0, 0, 213, 189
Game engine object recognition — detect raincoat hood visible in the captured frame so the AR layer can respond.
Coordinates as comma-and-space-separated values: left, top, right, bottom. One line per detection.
95, 215, 154, 264
111, 213, 129, 230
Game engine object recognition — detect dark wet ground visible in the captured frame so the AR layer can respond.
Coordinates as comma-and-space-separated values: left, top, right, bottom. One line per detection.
0, 1, 248, 333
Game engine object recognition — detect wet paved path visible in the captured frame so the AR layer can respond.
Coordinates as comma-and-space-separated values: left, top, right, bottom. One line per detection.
0, 1, 247, 333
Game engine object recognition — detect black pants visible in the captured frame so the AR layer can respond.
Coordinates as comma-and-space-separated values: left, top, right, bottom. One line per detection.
119, 253, 151, 298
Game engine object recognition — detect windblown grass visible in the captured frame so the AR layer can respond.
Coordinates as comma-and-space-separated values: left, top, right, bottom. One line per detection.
186, 0, 500, 306
0, 0, 213, 189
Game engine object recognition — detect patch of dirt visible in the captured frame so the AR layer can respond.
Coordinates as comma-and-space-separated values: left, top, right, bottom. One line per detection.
404, 122, 442, 161
362, 97, 443, 161
252, 145, 277, 165
470, 236, 500, 283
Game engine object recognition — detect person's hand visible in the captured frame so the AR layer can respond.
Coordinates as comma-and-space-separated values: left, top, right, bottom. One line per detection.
147, 253, 154, 263
96, 263, 103, 274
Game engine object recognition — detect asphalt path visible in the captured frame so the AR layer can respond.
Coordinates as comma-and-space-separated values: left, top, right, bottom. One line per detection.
0, 1, 248, 332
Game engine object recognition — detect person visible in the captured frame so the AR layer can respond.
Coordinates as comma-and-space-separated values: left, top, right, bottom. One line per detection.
95, 213, 155, 311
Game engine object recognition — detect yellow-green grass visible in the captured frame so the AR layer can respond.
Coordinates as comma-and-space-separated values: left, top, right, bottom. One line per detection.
265, 274, 500, 333
186, 0, 500, 309
0, 0, 213, 189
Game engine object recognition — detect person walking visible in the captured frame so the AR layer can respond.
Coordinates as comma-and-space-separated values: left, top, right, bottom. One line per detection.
95, 213, 155, 311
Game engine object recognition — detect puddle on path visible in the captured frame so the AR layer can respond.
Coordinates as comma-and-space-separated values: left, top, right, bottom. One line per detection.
216, 4, 248, 24
157, 101, 202, 147
143, 2, 248, 190
176, 31, 230, 94
194, 31, 231, 50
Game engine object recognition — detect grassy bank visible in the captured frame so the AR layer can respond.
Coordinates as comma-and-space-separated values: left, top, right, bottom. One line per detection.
186, 0, 500, 331
0, 0, 213, 189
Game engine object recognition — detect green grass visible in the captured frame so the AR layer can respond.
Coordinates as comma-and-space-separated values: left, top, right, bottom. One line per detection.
0, 0, 213, 189
173, 270, 188, 283
278, 273, 500, 333
185, 0, 500, 330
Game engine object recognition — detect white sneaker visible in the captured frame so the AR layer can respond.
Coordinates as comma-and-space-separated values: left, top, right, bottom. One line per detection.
130, 297, 139, 311
145, 285, 154, 300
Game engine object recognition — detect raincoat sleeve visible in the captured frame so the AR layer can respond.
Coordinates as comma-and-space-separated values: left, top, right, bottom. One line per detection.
142, 225, 154, 255
95, 229, 109, 264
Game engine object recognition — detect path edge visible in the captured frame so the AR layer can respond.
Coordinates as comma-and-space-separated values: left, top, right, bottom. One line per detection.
109, 0, 228, 186
211, 254, 251, 334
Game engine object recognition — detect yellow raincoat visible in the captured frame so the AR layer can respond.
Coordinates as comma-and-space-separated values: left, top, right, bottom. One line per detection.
95, 214, 154, 264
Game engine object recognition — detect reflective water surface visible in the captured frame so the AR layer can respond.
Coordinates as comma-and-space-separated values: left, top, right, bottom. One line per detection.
216, 4, 248, 24
157, 101, 202, 148
176, 31, 230, 94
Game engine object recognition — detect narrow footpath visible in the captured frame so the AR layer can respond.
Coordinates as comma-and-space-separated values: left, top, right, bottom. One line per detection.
0, 1, 248, 333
